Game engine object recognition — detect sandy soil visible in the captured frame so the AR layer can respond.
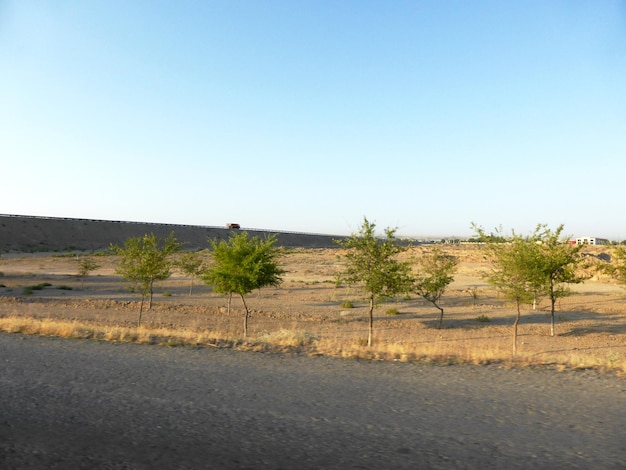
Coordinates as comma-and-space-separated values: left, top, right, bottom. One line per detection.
0, 246, 625, 369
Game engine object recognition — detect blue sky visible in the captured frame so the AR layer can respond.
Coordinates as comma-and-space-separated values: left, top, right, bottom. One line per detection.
1, 1, 625, 239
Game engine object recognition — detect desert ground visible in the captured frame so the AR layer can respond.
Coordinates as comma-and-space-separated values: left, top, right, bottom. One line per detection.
1, 245, 624, 373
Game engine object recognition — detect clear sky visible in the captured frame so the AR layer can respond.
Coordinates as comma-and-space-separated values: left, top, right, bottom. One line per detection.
1, 1, 625, 239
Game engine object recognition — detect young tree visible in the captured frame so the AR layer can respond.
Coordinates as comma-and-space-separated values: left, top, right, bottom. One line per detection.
336, 217, 412, 347
177, 251, 206, 295
474, 223, 588, 338
475, 224, 544, 354
203, 231, 284, 337
533, 225, 588, 336
77, 257, 100, 288
110, 232, 181, 326
413, 248, 458, 329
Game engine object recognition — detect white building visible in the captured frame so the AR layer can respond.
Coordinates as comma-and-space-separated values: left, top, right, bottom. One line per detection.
575, 236, 609, 246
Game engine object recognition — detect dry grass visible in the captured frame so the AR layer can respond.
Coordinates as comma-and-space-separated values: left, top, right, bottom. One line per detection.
1, 314, 623, 375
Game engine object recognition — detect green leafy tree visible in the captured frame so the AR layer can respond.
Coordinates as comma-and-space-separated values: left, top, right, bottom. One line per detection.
203, 231, 284, 337
77, 258, 100, 288
110, 232, 181, 326
474, 223, 588, 338
474, 224, 544, 354
336, 217, 412, 347
177, 251, 206, 295
533, 225, 588, 336
414, 248, 458, 328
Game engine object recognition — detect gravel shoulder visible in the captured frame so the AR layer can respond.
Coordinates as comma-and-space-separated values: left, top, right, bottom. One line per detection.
1, 333, 624, 469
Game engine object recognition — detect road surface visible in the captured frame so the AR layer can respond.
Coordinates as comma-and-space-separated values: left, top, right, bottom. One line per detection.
1, 333, 624, 469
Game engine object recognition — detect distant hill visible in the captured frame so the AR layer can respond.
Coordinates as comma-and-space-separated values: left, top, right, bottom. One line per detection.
0, 215, 343, 252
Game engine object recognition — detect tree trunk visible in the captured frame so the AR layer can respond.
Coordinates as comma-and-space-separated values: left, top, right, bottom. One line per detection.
148, 279, 154, 310
138, 295, 145, 327
240, 294, 249, 338
189, 278, 194, 296
549, 280, 556, 336
367, 297, 374, 347
550, 297, 556, 337
513, 301, 521, 355
227, 293, 233, 316
435, 302, 444, 329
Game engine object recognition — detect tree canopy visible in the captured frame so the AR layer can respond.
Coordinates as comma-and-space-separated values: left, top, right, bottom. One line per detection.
414, 248, 458, 328
474, 223, 588, 338
532, 225, 588, 336
476, 225, 545, 353
336, 217, 412, 347
203, 231, 284, 337
110, 232, 181, 325
176, 251, 206, 295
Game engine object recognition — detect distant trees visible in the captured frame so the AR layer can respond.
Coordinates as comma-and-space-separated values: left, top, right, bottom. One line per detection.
111, 232, 181, 326
176, 251, 206, 295
336, 217, 412, 347
202, 231, 284, 337
413, 248, 458, 329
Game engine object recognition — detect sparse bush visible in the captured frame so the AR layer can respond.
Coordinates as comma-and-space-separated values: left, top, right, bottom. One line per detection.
77, 258, 100, 287
476, 315, 491, 323
57, 285, 73, 290
385, 308, 400, 315
341, 300, 354, 308
467, 287, 480, 305
163, 291, 172, 297
23, 283, 52, 295
32, 283, 51, 290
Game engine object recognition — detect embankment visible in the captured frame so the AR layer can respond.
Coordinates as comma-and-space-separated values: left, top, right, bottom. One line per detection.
0, 214, 342, 252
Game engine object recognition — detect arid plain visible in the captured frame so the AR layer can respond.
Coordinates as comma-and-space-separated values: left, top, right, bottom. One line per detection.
0, 245, 625, 374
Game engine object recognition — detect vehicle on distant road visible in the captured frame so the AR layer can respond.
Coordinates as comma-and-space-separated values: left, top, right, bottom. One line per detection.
227, 223, 240, 230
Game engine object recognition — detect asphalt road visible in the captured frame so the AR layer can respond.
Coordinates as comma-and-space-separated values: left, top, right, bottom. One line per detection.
0, 333, 624, 469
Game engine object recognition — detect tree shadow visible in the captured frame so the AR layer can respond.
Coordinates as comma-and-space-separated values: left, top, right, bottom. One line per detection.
419, 308, 626, 337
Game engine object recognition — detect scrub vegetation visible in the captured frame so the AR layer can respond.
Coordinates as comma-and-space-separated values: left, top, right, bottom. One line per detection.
0, 221, 625, 375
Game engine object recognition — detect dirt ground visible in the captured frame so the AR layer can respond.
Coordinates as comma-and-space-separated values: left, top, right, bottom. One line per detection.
1, 246, 625, 371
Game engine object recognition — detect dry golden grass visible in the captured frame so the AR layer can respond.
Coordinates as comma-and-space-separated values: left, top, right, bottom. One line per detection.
1, 314, 623, 375
0, 246, 624, 375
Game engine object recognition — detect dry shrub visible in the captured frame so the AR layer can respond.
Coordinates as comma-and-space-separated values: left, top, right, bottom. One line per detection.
255, 329, 317, 347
